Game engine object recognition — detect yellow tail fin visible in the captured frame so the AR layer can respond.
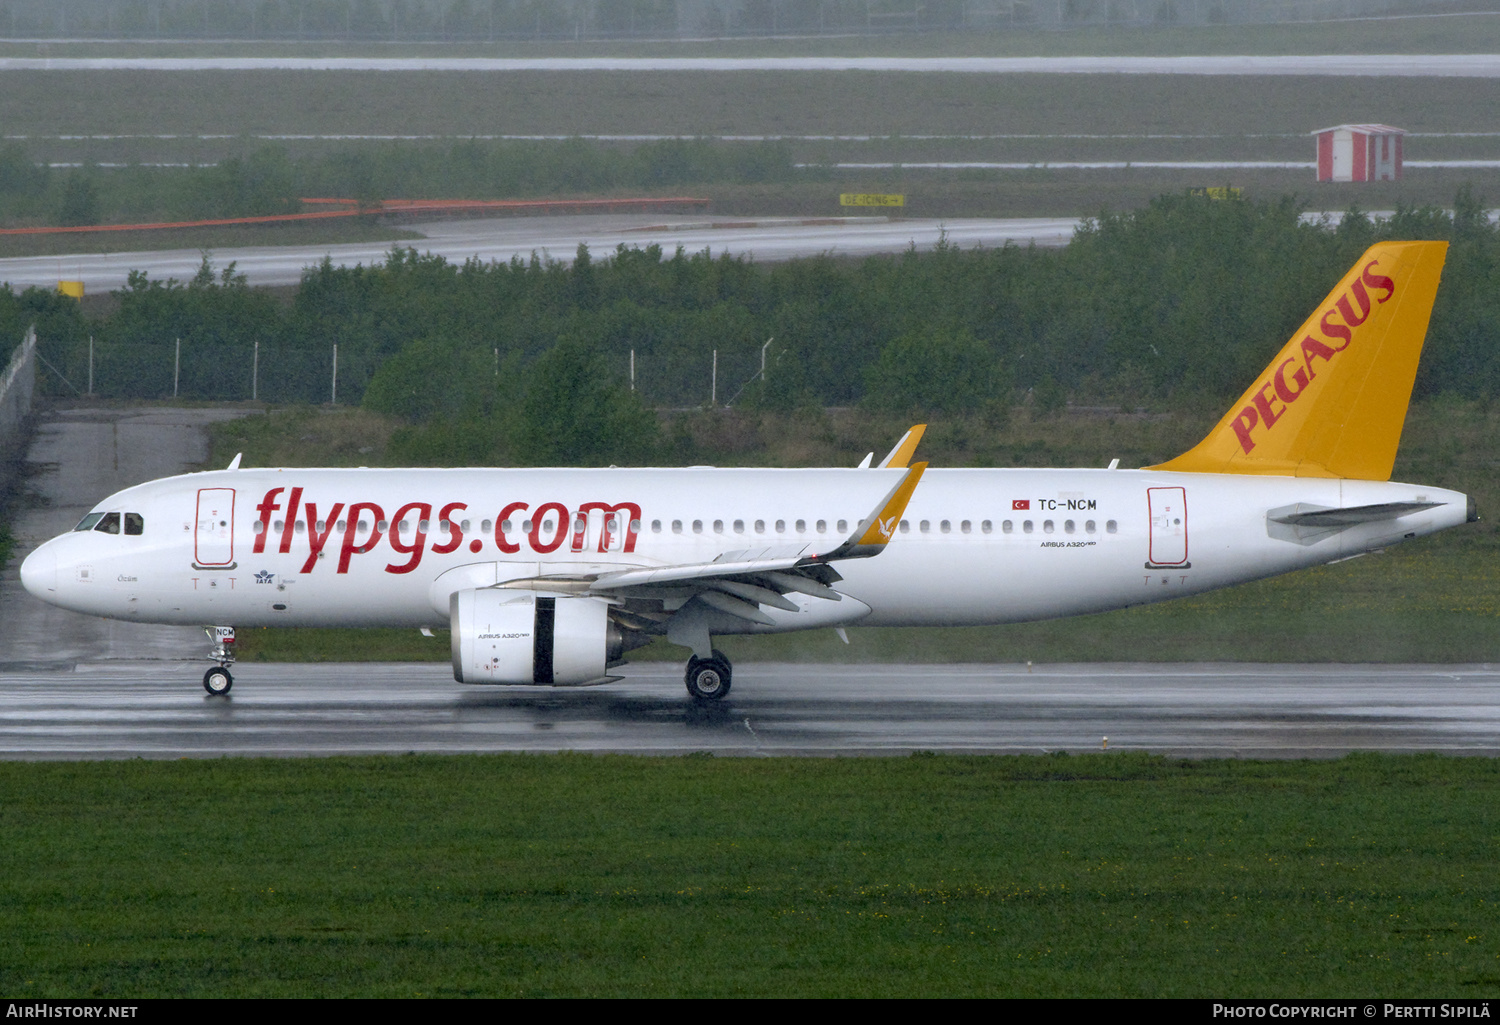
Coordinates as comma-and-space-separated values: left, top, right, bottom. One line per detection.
1150, 240, 1448, 480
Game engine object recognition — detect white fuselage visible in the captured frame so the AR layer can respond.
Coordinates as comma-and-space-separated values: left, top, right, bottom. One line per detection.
19, 466, 1471, 633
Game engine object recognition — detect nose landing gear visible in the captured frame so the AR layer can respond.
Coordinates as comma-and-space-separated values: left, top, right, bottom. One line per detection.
203, 626, 236, 696
685, 649, 732, 701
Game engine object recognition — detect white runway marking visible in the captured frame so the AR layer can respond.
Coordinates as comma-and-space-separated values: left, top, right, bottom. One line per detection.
3, 55, 1500, 76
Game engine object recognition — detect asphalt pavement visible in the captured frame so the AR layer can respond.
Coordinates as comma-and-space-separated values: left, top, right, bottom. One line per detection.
3, 215, 1083, 292
5, 56, 1499, 75
1, 661, 1496, 759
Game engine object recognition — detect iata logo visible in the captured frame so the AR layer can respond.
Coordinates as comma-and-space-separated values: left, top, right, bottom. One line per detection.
252, 488, 642, 576
1230, 259, 1396, 454
254, 570, 274, 584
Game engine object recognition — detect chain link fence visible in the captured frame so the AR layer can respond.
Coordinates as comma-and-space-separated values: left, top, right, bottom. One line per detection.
36, 336, 775, 411
38, 339, 346, 405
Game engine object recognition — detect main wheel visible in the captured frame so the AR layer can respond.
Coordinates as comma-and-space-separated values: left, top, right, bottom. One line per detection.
684, 653, 732, 701
203, 666, 233, 696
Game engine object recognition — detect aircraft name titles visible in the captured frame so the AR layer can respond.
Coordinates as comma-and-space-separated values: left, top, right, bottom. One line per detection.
251, 487, 642, 575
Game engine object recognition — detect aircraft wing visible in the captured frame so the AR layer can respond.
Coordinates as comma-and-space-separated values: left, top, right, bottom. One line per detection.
584, 462, 927, 624
487, 462, 926, 627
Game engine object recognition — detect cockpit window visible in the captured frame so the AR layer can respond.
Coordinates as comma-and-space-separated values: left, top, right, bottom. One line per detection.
124, 513, 144, 536
93, 512, 121, 534
74, 512, 104, 532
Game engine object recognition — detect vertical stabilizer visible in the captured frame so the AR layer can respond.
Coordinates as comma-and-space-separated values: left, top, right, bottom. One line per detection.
1150, 241, 1447, 480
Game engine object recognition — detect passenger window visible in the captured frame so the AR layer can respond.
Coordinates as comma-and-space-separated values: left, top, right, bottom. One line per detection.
961, 520, 971, 534
652, 520, 662, 533
775, 519, 785, 533
124, 513, 144, 536
837, 519, 847, 533
1106, 520, 1119, 534
733, 519, 744, 534
693, 520, 703, 534
94, 512, 121, 534
920, 520, 930, 533
754, 520, 765, 534
940, 520, 951, 534
1086, 520, 1096, 534
713, 520, 724, 533
1002, 520, 1013, 533
296, 520, 306, 534
981, 520, 992, 534
816, 520, 826, 533
795, 519, 806, 533
1064, 520, 1075, 534
672, 520, 683, 534
74, 512, 104, 532
1023, 520, 1034, 534
1043, 520, 1055, 533
899, 520, 910, 533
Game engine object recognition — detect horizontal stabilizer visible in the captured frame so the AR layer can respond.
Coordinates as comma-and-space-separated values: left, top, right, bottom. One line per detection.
1268, 501, 1442, 527
1266, 500, 1445, 546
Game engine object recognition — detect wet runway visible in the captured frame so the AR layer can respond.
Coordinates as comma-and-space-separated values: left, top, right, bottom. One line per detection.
5, 214, 1081, 292
1, 661, 1497, 759
5, 56, 1500, 76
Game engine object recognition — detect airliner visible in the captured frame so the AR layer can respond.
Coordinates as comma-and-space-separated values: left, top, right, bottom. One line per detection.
19, 241, 1474, 699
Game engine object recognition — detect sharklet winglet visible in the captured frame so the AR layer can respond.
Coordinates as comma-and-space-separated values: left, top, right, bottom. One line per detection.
877, 425, 927, 469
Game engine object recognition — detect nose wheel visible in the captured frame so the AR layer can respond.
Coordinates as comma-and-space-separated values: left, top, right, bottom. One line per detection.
685, 649, 732, 700
203, 625, 236, 697
203, 666, 233, 695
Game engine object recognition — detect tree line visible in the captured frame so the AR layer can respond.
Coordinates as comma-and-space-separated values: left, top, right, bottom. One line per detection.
3, 188, 1497, 464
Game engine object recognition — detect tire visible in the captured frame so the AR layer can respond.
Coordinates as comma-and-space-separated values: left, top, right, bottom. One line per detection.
685, 654, 732, 701
203, 666, 233, 696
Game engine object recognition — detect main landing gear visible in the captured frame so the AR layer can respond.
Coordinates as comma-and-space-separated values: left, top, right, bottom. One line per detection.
685, 649, 732, 701
203, 626, 236, 696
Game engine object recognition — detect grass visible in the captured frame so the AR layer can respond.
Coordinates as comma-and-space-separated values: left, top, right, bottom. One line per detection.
4, 66, 1495, 249
217, 397, 1500, 665
7, 70, 1498, 142
1, 752, 1496, 997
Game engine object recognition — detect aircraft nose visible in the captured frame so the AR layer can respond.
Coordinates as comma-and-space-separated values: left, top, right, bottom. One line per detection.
19, 543, 56, 598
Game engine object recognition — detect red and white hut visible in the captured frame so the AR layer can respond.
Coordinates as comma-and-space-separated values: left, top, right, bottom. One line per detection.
1313, 124, 1405, 182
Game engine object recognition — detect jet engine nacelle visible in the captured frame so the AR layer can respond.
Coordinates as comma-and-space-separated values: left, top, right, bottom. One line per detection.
450, 589, 619, 685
